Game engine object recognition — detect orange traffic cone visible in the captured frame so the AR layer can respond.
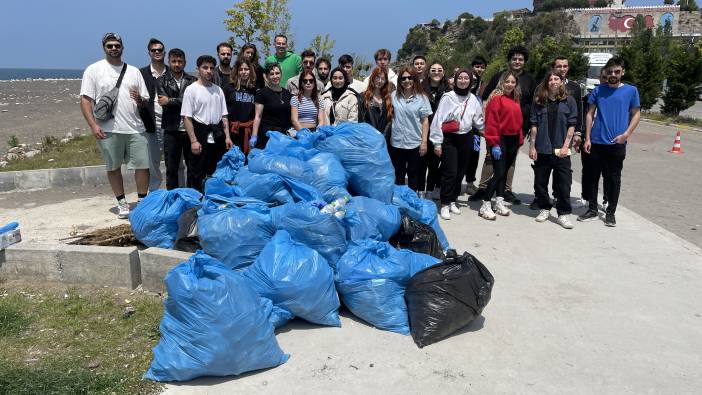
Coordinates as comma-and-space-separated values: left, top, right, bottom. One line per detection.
669, 131, 684, 154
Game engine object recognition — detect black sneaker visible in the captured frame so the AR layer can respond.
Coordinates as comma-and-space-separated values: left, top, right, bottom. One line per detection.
504, 191, 521, 205
577, 209, 598, 222
605, 213, 616, 227
468, 189, 486, 201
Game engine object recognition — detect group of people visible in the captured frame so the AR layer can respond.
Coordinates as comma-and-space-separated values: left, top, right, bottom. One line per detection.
80, 32, 640, 230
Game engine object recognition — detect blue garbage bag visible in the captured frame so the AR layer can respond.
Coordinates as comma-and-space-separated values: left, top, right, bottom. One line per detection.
271, 202, 348, 269
144, 251, 289, 382
335, 240, 441, 334
234, 168, 294, 205
264, 131, 317, 159
261, 297, 294, 328
313, 123, 395, 202
130, 188, 202, 249
392, 186, 449, 250
204, 177, 241, 199
198, 198, 275, 270
248, 148, 312, 181
244, 230, 341, 326
212, 146, 245, 184
281, 177, 325, 203
306, 152, 350, 202
343, 197, 401, 242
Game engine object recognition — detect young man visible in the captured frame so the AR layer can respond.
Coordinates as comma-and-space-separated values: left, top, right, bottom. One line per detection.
264, 35, 302, 87
285, 49, 324, 95
464, 56, 488, 194
181, 55, 233, 192
315, 57, 332, 86
470, 46, 536, 205
157, 48, 197, 190
579, 57, 640, 227
362, 48, 398, 90
413, 55, 427, 84
334, 54, 365, 92
212, 42, 233, 88
80, 33, 150, 218
139, 38, 168, 192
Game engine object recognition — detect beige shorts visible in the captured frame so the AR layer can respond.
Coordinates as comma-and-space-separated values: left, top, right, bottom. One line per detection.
97, 132, 150, 171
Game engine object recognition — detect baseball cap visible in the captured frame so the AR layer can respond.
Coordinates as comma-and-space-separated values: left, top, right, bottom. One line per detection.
102, 33, 123, 46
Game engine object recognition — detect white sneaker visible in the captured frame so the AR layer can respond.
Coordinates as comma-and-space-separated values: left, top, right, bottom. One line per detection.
432, 188, 441, 201
495, 197, 511, 216
449, 202, 461, 215
479, 201, 496, 220
535, 209, 550, 223
117, 200, 130, 219
557, 215, 574, 229
440, 205, 451, 220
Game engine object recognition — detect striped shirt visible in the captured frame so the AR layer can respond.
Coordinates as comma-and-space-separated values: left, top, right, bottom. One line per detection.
291, 95, 323, 124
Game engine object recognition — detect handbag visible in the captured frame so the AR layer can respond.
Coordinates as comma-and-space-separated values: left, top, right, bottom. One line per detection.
93, 63, 127, 122
441, 99, 469, 133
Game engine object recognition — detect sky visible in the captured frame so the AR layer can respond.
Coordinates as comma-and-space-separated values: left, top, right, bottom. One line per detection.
0, 0, 665, 69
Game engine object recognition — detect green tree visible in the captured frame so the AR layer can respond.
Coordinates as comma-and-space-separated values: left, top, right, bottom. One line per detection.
350, 53, 372, 79
224, 0, 292, 57
426, 36, 454, 67
662, 40, 702, 115
677, 0, 699, 11
308, 34, 335, 61
526, 36, 588, 81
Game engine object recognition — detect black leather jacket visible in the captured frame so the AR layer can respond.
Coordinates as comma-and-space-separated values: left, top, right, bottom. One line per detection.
156, 71, 197, 131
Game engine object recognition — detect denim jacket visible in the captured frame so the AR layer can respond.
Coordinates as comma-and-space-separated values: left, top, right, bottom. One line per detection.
530, 95, 577, 154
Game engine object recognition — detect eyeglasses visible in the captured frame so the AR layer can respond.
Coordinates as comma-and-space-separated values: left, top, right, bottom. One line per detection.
303, 78, 315, 84
106, 44, 122, 49
150, 48, 163, 53
400, 76, 413, 81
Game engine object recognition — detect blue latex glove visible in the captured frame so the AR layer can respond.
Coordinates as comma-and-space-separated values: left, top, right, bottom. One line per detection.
491, 146, 502, 160
473, 135, 480, 151
249, 135, 257, 148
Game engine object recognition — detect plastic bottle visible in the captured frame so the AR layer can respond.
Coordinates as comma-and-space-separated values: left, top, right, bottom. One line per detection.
320, 195, 350, 214
0, 222, 19, 234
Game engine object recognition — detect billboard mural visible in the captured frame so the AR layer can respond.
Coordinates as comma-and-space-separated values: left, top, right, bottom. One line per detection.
569, 6, 679, 37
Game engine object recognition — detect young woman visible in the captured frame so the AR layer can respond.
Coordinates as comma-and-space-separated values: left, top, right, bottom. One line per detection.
237, 43, 265, 89
320, 67, 359, 125
290, 70, 326, 131
430, 69, 484, 220
250, 63, 293, 149
421, 62, 449, 200
529, 71, 578, 229
223, 59, 257, 154
480, 71, 523, 220
389, 66, 434, 193
360, 67, 394, 137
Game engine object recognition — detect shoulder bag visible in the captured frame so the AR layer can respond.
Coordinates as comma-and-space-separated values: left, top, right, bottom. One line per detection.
93, 63, 127, 122
441, 99, 469, 133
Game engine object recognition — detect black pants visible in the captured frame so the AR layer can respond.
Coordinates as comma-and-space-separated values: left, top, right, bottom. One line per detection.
484, 135, 520, 201
534, 154, 572, 215
440, 133, 470, 205
586, 143, 625, 214
389, 145, 422, 191
255, 125, 285, 149
187, 122, 227, 193
464, 130, 480, 184
418, 140, 441, 192
164, 130, 189, 190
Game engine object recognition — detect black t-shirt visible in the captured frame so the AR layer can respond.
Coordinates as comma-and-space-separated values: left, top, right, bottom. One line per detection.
223, 84, 256, 122
547, 99, 559, 147
255, 87, 292, 131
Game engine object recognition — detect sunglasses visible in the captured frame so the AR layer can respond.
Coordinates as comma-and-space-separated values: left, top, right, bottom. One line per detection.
303, 78, 315, 84
400, 76, 413, 81
106, 44, 122, 49
150, 48, 163, 53
605, 69, 623, 75
430, 69, 443, 73
303, 61, 314, 65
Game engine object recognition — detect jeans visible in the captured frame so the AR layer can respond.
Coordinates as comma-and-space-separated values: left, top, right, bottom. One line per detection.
534, 154, 572, 215
163, 130, 188, 190
440, 133, 470, 205
586, 143, 625, 214
484, 135, 520, 201
389, 145, 422, 191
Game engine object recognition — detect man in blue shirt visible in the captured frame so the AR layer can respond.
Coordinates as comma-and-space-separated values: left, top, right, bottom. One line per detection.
578, 57, 641, 227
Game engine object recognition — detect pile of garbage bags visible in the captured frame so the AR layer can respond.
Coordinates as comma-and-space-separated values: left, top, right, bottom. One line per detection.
130, 123, 493, 382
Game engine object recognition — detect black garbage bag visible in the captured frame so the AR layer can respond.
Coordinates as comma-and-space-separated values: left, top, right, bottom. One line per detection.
173, 206, 201, 252
389, 216, 444, 259
405, 250, 494, 348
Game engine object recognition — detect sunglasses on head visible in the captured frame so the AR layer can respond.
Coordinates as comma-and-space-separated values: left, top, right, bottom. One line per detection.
400, 75, 413, 81
106, 44, 122, 49
150, 48, 163, 53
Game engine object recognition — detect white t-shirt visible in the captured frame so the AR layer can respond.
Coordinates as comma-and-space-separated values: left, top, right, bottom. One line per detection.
80, 60, 149, 134
180, 82, 228, 125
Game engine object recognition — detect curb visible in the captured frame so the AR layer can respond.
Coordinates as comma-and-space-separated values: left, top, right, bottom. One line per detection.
0, 243, 191, 292
641, 118, 702, 133
0, 163, 166, 193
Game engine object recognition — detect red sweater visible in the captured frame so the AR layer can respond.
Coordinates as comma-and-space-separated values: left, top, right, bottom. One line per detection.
484, 95, 523, 148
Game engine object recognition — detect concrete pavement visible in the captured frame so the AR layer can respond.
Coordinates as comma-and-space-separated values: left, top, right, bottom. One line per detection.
162, 150, 702, 395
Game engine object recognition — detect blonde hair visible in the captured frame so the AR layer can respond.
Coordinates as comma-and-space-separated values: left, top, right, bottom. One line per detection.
486, 70, 522, 107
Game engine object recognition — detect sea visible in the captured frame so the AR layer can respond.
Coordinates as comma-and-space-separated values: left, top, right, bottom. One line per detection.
0, 68, 83, 81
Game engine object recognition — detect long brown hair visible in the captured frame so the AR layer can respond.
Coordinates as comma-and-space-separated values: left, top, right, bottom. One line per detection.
297, 71, 319, 108
230, 59, 256, 90
534, 71, 567, 106
363, 67, 394, 121
396, 65, 427, 98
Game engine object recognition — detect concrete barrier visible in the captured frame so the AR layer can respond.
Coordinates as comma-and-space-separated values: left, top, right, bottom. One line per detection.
139, 248, 193, 294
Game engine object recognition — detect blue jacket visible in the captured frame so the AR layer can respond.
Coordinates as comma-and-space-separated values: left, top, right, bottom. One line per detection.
530, 95, 578, 154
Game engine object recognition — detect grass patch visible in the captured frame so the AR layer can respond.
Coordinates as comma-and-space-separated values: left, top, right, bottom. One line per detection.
0, 281, 164, 394
1, 135, 103, 172
643, 112, 702, 129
